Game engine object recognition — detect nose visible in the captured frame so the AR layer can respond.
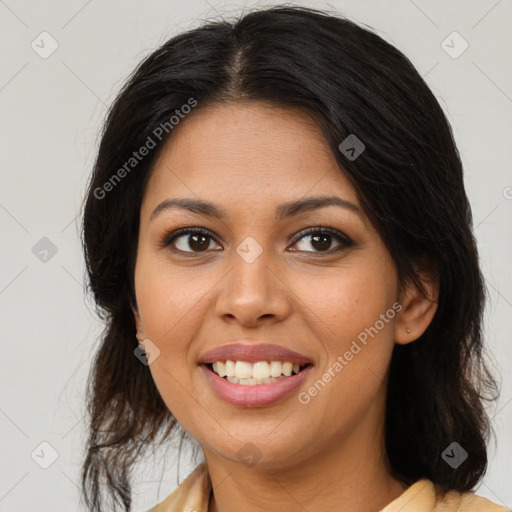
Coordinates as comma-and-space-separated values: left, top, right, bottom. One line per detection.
213, 247, 292, 327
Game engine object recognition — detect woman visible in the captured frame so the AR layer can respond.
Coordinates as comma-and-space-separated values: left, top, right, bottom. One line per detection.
80, 5, 507, 512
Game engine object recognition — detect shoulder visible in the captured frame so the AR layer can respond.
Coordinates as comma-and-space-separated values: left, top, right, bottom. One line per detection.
443, 487, 510, 512
146, 462, 211, 512
382, 479, 509, 512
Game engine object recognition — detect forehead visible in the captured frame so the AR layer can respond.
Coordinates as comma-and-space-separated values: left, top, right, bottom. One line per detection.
141, 101, 359, 217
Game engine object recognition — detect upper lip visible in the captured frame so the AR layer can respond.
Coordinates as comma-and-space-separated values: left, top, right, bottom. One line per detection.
198, 342, 313, 365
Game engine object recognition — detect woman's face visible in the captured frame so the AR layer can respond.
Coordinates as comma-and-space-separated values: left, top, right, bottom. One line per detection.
133, 102, 413, 470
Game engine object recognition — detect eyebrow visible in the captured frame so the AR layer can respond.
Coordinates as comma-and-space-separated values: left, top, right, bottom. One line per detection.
149, 195, 362, 222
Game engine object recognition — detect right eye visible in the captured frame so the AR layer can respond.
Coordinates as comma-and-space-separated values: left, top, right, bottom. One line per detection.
161, 227, 223, 254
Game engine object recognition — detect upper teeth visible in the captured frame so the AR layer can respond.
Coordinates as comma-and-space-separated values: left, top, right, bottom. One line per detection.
212, 360, 302, 379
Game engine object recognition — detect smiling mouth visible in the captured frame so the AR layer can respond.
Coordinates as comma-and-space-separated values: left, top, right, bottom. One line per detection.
204, 360, 312, 386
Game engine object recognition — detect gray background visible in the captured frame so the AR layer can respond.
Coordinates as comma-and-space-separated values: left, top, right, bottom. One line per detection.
0, 0, 511, 511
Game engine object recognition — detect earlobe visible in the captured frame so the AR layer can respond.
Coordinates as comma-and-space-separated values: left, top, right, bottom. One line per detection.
394, 275, 439, 345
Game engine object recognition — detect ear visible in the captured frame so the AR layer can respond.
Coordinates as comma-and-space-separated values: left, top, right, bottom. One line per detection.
132, 304, 143, 337
393, 271, 439, 345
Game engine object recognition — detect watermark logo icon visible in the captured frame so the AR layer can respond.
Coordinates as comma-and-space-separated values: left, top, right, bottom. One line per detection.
32, 237, 58, 263
134, 339, 161, 366
236, 442, 262, 467
236, 236, 263, 264
31, 441, 59, 469
338, 134, 365, 161
441, 32, 468, 59
441, 442, 468, 469
31, 32, 59, 59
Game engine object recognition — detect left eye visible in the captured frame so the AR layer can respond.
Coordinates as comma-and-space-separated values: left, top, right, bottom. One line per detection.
290, 227, 353, 253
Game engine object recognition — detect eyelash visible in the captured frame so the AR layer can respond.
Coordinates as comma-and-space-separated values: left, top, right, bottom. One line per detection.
159, 225, 354, 256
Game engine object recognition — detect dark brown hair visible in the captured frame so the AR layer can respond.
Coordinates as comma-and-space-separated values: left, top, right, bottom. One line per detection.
80, 5, 500, 511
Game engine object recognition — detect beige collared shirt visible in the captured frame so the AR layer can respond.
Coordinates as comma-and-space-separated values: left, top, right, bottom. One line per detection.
147, 462, 509, 512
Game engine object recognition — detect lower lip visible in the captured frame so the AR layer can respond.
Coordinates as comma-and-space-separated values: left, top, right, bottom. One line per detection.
200, 364, 313, 408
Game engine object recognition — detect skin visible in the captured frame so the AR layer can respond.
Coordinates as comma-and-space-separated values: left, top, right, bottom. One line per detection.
133, 102, 438, 512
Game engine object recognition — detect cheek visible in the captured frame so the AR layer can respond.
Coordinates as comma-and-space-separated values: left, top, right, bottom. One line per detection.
133, 250, 224, 414
134, 250, 207, 338
292, 260, 397, 348
133, 256, 198, 396
295, 268, 397, 413
292, 257, 398, 418
134, 256, 201, 419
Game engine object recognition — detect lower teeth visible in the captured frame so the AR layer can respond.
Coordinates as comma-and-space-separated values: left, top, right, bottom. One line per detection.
224, 375, 289, 385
